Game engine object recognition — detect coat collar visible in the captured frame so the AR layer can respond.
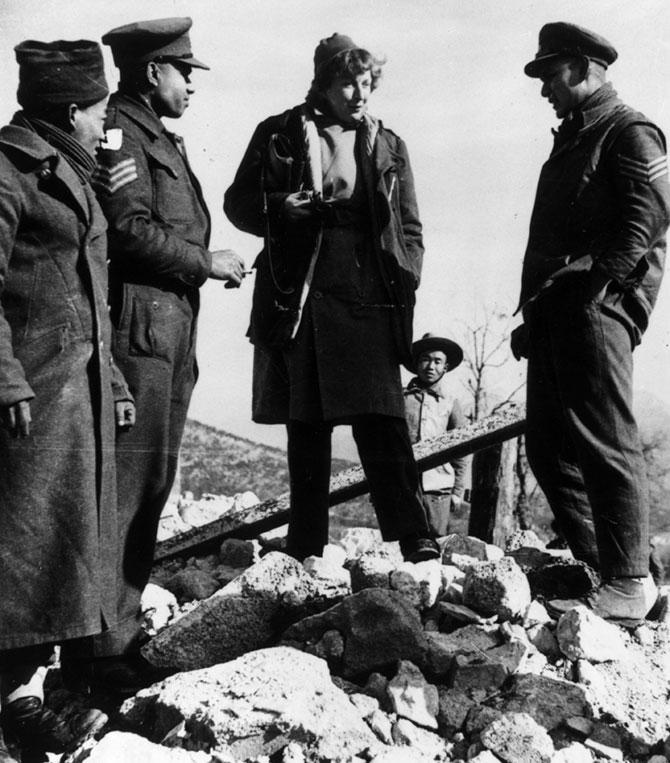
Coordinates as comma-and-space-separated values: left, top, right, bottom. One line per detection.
110, 91, 164, 140
405, 374, 450, 400
550, 82, 622, 157
0, 121, 90, 223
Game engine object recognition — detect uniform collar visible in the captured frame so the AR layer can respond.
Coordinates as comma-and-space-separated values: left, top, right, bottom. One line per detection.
110, 91, 164, 139
0, 117, 59, 162
406, 375, 449, 399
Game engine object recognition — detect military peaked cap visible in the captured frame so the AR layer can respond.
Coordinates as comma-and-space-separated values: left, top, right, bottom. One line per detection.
524, 21, 617, 78
102, 17, 209, 70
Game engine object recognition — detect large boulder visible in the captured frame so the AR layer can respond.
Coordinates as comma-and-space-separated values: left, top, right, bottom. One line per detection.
575, 626, 670, 746
281, 588, 429, 680
72, 731, 214, 762
143, 553, 346, 671
462, 558, 531, 621
121, 647, 381, 761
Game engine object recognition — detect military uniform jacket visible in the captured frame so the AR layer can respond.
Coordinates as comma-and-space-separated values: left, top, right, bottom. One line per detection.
518, 83, 670, 327
93, 93, 211, 322
0, 122, 128, 649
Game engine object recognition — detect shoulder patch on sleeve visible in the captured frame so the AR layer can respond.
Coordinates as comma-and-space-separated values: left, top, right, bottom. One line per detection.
100, 128, 123, 151
92, 157, 138, 195
618, 153, 668, 184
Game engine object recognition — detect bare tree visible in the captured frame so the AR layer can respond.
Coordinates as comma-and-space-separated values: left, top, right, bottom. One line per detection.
459, 305, 524, 422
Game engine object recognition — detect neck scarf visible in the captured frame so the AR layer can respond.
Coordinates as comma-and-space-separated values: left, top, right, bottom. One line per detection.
18, 112, 96, 183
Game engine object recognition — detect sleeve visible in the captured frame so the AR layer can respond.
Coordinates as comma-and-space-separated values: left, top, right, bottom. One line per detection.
110, 358, 133, 404
94, 130, 212, 287
0, 173, 35, 406
596, 122, 670, 284
396, 136, 424, 287
224, 121, 289, 238
447, 398, 468, 498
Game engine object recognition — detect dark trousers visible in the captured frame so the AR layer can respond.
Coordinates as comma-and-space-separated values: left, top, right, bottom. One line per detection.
286, 415, 432, 560
525, 279, 649, 579
77, 291, 197, 659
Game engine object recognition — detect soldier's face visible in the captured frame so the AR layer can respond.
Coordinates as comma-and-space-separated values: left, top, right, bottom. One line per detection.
417, 351, 448, 385
151, 61, 194, 118
70, 96, 109, 156
323, 71, 372, 125
539, 59, 583, 118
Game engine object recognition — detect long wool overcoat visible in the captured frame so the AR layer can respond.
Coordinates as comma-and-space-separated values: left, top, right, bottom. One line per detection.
224, 104, 424, 424
0, 123, 127, 650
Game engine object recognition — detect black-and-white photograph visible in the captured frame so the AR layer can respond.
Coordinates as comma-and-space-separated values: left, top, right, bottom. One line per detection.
0, 1, 669, 760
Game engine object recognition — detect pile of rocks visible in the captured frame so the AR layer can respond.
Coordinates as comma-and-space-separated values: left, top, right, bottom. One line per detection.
157, 491, 260, 541
61, 530, 670, 762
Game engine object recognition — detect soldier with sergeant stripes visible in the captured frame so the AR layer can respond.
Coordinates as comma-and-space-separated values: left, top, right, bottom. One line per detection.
511, 22, 670, 622
76, 17, 245, 694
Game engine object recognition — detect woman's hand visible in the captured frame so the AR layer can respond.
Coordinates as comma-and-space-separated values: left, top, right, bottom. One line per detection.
283, 192, 317, 221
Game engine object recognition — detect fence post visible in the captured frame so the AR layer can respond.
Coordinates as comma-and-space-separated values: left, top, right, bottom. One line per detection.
468, 439, 518, 546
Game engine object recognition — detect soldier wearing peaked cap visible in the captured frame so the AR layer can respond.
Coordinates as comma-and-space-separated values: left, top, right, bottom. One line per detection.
81, 17, 245, 694
512, 22, 670, 622
0, 39, 134, 758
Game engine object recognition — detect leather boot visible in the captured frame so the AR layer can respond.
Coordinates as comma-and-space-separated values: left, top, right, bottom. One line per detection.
2, 695, 107, 755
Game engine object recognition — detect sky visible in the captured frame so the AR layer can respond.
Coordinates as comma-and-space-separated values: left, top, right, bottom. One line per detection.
1, 0, 669, 458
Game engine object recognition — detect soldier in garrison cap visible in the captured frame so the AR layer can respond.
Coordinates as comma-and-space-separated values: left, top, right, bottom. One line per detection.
0, 40, 134, 759
82, 17, 245, 695
512, 22, 670, 623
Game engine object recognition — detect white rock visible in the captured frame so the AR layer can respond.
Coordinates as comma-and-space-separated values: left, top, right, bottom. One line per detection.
551, 742, 592, 762
387, 660, 438, 730
82, 731, 212, 761
556, 606, 628, 662
141, 584, 178, 636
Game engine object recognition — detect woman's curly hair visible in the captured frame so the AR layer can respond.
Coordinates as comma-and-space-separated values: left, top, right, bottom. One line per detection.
306, 48, 385, 112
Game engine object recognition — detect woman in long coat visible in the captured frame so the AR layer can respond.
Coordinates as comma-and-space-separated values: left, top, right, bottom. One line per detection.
0, 40, 133, 758
225, 34, 437, 563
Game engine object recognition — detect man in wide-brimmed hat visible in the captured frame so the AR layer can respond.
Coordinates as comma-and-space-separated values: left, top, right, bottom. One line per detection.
404, 333, 468, 536
513, 21, 670, 623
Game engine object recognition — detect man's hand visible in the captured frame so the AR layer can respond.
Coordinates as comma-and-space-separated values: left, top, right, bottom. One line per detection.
0, 399, 32, 438
450, 494, 463, 512
209, 249, 246, 288
115, 400, 136, 429
283, 191, 317, 221
510, 323, 529, 361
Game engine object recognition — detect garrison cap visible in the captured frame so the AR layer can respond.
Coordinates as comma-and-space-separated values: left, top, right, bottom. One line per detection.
524, 22, 618, 78
14, 39, 108, 110
412, 333, 463, 372
102, 17, 209, 70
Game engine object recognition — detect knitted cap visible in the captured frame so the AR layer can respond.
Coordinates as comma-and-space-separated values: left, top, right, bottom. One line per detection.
314, 33, 357, 74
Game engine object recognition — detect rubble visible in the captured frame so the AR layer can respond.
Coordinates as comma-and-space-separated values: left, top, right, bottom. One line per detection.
56, 528, 670, 763
462, 556, 531, 620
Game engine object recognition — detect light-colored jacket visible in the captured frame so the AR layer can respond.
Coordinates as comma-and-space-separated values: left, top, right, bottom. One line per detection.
404, 375, 467, 494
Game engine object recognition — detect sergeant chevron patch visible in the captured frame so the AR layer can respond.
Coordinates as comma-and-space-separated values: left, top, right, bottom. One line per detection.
618, 154, 668, 184
92, 158, 138, 195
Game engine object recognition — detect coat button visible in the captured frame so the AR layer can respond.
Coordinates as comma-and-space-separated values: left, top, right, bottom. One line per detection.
313, 290, 323, 300
152, 301, 159, 309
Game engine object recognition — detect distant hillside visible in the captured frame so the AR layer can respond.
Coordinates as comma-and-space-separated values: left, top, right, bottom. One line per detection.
180, 419, 357, 501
